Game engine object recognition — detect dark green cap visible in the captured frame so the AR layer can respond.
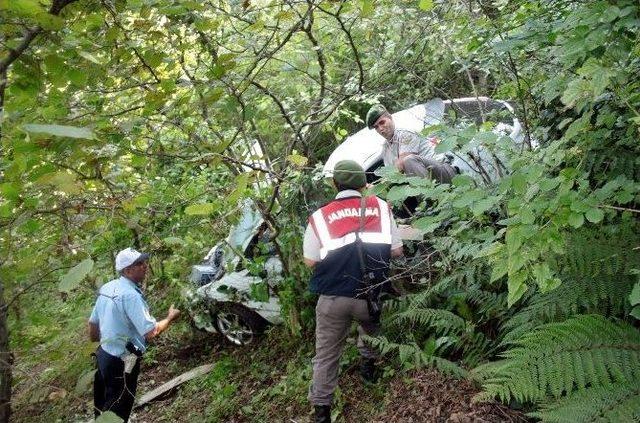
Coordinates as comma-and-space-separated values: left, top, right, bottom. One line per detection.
366, 104, 388, 129
333, 160, 366, 190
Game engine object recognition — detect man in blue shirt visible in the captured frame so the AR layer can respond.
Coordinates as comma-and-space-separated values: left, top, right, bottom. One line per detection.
88, 248, 180, 421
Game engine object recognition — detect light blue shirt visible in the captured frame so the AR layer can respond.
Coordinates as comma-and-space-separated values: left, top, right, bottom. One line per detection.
89, 276, 157, 357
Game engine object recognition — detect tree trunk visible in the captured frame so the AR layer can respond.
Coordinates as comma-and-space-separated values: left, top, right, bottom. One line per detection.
0, 280, 12, 423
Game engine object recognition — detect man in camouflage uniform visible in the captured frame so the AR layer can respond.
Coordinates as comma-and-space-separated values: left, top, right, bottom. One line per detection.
366, 104, 456, 183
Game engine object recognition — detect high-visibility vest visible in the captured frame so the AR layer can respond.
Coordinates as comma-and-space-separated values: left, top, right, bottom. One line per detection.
308, 195, 393, 298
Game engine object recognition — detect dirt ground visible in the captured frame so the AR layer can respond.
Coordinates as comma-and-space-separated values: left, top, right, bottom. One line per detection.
135, 334, 529, 423
14, 329, 529, 422
370, 369, 528, 423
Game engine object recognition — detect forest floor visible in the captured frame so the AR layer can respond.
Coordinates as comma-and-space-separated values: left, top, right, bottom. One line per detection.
13, 315, 528, 423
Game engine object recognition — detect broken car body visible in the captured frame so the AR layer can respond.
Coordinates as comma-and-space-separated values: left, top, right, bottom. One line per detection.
186, 97, 525, 344
185, 200, 283, 345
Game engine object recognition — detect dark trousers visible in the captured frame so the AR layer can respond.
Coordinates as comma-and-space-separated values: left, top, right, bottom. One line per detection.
402, 155, 457, 183
93, 346, 141, 422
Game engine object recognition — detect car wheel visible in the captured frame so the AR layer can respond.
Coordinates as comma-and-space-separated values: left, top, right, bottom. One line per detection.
212, 304, 267, 346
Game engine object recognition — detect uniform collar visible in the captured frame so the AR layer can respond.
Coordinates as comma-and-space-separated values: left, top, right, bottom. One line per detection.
335, 189, 362, 199
384, 129, 398, 145
119, 275, 143, 295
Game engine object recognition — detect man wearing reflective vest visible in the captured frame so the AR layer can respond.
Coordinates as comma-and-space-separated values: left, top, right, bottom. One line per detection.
303, 160, 403, 423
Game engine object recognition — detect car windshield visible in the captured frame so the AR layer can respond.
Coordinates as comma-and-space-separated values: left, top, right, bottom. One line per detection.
227, 199, 263, 253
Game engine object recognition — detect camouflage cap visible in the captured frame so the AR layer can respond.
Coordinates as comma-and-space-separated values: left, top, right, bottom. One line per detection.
366, 104, 388, 129
333, 160, 366, 190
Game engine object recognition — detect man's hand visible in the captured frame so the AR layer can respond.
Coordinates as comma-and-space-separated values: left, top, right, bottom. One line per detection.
167, 304, 181, 321
304, 258, 318, 268
145, 305, 181, 341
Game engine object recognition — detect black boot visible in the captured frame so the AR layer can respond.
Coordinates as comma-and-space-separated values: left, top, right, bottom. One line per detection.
314, 405, 331, 423
359, 358, 378, 383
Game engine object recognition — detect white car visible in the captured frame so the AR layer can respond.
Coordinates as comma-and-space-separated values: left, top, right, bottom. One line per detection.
185, 200, 283, 346
323, 97, 525, 183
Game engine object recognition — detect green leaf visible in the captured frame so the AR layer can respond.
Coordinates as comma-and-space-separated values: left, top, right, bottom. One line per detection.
414, 216, 441, 234
507, 249, 527, 275
144, 50, 164, 68
533, 263, 556, 293
23, 124, 95, 139
203, 87, 225, 104
213, 137, 234, 154
185, 203, 216, 215
419, 0, 434, 11
507, 271, 528, 307
490, 259, 508, 282
629, 282, 640, 306
0, 182, 21, 202
360, 0, 373, 17
228, 173, 249, 204
630, 305, 640, 320
36, 170, 80, 194
163, 237, 185, 246
0, 204, 13, 218
0, 0, 63, 29
474, 242, 503, 259
472, 198, 495, 216
561, 78, 589, 108
434, 136, 456, 153
563, 114, 589, 141
387, 185, 410, 202
519, 208, 535, 225
78, 51, 104, 65
18, 219, 40, 235
451, 174, 475, 187
505, 227, 524, 251
36, 171, 80, 194
585, 208, 604, 223
511, 173, 528, 193
287, 153, 308, 167
0, 0, 43, 15
249, 282, 269, 302
33, 12, 64, 30
95, 411, 124, 423
452, 189, 484, 208
591, 70, 611, 97
567, 212, 584, 229
541, 277, 562, 293
570, 200, 589, 213
59, 258, 94, 293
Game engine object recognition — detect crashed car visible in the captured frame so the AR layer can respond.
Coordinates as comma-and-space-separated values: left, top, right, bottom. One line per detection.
186, 97, 525, 344
185, 201, 284, 345
323, 96, 526, 183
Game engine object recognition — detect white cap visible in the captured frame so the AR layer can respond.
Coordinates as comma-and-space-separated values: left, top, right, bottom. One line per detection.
115, 248, 150, 272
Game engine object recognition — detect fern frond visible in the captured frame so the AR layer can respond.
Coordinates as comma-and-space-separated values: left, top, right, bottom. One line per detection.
503, 224, 639, 342
474, 315, 640, 404
502, 274, 636, 343
460, 331, 496, 368
560, 223, 640, 279
529, 381, 640, 423
364, 334, 467, 378
466, 285, 509, 322
391, 307, 466, 336
400, 274, 458, 308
